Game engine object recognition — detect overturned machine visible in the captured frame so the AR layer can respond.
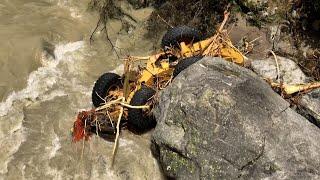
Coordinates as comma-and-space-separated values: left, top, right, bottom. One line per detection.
72, 12, 246, 142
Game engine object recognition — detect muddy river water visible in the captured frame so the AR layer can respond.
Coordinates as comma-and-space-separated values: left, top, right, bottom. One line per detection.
0, 0, 162, 179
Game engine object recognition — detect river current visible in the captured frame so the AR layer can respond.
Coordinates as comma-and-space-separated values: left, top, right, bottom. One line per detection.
0, 0, 162, 179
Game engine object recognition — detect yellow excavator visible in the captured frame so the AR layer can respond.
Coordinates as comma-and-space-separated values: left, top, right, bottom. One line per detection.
73, 13, 245, 141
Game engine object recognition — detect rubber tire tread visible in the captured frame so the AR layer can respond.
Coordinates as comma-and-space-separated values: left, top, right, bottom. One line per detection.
128, 86, 156, 133
173, 56, 203, 77
92, 72, 121, 107
161, 26, 202, 49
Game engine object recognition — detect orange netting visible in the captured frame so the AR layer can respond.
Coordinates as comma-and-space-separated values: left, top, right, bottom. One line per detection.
72, 109, 95, 142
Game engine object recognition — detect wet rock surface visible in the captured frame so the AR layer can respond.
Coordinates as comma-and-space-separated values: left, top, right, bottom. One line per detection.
152, 57, 320, 179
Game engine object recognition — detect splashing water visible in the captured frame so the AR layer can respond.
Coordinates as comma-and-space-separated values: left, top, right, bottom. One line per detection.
0, 0, 162, 179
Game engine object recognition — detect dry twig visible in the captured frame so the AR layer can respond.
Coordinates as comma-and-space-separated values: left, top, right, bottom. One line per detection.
81, 119, 87, 160
157, 14, 173, 28
269, 50, 281, 84
111, 105, 123, 167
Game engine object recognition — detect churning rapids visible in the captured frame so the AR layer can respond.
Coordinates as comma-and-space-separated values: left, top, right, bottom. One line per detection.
0, 0, 162, 179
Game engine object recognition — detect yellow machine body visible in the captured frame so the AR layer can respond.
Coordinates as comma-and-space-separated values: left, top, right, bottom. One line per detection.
125, 55, 173, 103
180, 38, 244, 65
124, 33, 245, 104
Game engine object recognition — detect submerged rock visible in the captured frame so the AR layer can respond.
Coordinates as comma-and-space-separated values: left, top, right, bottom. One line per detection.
152, 57, 320, 179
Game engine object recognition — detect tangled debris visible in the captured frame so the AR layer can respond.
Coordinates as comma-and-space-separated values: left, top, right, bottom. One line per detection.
72, 11, 248, 165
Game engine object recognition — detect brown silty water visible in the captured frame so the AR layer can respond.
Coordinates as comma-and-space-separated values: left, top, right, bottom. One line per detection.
0, 0, 162, 179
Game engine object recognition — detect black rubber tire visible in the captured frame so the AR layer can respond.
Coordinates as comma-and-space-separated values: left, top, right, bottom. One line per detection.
173, 56, 203, 77
161, 26, 202, 49
92, 72, 122, 107
127, 86, 156, 133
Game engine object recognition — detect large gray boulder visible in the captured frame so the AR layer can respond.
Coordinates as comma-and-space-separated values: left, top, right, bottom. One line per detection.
152, 57, 320, 179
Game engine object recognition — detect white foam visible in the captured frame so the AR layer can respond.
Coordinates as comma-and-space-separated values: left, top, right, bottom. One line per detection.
119, 138, 134, 147
0, 41, 85, 117
70, 7, 82, 19
45, 166, 63, 180
90, 165, 119, 180
49, 131, 61, 159
54, 41, 84, 61
0, 116, 26, 174
110, 64, 124, 75
57, 1, 83, 19
0, 41, 86, 176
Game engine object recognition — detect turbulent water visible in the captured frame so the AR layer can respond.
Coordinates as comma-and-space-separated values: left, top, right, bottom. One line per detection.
0, 0, 162, 179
